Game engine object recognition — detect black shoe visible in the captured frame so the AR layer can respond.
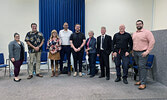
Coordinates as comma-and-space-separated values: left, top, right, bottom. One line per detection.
13, 78, 21, 82
90, 75, 95, 78
115, 77, 121, 82
123, 78, 128, 84
106, 77, 110, 80
27, 75, 33, 79
99, 75, 105, 78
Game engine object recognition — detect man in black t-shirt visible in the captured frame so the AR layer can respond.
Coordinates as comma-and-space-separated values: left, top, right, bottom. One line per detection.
70, 24, 86, 77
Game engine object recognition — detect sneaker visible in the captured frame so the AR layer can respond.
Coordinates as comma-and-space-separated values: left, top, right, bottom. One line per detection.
79, 72, 82, 77
73, 72, 77, 77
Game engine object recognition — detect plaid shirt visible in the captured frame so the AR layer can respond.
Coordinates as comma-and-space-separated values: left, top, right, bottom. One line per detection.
25, 31, 44, 53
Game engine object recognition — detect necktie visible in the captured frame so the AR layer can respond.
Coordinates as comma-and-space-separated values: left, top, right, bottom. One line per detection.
102, 36, 104, 49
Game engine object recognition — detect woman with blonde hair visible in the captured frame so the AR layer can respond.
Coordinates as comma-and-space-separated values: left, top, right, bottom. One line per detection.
47, 30, 61, 77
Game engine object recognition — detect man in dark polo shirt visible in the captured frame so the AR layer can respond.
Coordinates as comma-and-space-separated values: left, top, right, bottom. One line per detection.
113, 24, 133, 84
70, 24, 86, 77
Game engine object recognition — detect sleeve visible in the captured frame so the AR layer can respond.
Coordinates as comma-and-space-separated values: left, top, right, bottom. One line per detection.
8, 42, 14, 60
25, 32, 30, 42
83, 34, 86, 40
112, 34, 116, 52
96, 37, 100, 54
127, 34, 133, 53
40, 33, 45, 42
146, 31, 155, 54
70, 34, 73, 41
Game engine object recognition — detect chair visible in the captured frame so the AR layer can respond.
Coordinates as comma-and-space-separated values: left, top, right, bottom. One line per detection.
0, 53, 10, 76
132, 54, 154, 80
23, 52, 28, 65
40, 51, 49, 72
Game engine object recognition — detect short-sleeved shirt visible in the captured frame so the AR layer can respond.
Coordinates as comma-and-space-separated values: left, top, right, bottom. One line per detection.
25, 31, 44, 53
70, 32, 86, 51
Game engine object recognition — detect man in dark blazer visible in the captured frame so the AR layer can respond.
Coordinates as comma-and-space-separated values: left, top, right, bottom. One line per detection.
97, 26, 112, 80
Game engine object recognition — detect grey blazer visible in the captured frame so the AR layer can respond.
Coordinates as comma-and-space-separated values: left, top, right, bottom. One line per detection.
8, 40, 25, 61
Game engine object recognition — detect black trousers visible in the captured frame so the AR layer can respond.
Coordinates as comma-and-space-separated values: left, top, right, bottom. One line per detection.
72, 50, 84, 72
99, 50, 110, 78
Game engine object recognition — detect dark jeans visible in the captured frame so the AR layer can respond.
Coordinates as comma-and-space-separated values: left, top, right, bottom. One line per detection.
99, 50, 110, 78
72, 50, 84, 72
114, 53, 129, 79
60, 45, 71, 72
12, 60, 23, 77
88, 53, 96, 76
133, 51, 148, 85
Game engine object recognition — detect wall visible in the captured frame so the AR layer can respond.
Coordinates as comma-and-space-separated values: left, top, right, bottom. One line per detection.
153, 0, 167, 30
151, 30, 167, 86
85, 0, 153, 38
0, 0, 39, 59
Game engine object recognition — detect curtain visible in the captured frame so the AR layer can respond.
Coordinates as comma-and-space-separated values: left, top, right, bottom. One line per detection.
39, 0, 85, 51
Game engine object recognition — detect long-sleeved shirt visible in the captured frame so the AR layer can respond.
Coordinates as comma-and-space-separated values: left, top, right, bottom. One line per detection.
113, 32, 133, 54
132, 29, 155, 54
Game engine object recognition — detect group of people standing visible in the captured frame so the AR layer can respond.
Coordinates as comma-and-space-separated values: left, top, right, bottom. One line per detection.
8, 19, 155, 90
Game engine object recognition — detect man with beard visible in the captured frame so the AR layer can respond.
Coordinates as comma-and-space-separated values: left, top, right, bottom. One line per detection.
132, 20, 155, 90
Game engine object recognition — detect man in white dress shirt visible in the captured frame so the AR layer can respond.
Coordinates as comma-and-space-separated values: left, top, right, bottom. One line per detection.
59, 22, 73, 76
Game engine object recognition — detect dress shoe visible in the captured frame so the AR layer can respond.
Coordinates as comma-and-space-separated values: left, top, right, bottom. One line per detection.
106, 77, 110, 80
73, 72, 77, 77
27, 75, 33, 79
90, 75, 95, 78
138, 84, 146, 90
36, 74, 43, 78
134, 81, 141, 85
79, 72, 82, 77
99, 75, 105, 78
115, 77, 121, 82
123, 78, 128, 84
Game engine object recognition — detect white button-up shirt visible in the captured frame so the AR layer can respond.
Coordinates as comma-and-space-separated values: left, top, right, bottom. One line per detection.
100, 34, 106, 50
59, 29, 73, 45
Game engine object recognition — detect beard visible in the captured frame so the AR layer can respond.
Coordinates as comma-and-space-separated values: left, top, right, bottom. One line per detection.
137, 26, 143, 30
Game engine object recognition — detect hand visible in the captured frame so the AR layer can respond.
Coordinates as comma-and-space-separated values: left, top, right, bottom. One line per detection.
11, 58, 15, 62
74, 48, 78, 52
141, 51, 148, 57
97, 54, 100, 57
125, 52, 129, 56
77, 48, 81, 52
113, 52, 117, 57
34, 47, 39, 51
86, 51, 89, 55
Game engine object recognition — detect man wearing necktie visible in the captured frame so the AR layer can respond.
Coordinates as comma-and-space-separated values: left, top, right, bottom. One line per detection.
97, 26, 112, 80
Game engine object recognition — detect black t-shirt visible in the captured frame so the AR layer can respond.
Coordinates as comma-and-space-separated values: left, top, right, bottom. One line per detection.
70, 32, 86, 51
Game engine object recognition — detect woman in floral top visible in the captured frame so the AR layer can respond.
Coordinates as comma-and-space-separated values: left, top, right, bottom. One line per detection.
47, 30, 61, 77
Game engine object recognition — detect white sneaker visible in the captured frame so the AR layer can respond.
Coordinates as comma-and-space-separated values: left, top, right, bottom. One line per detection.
73, 72, 77, 77
79, 72, 82, 77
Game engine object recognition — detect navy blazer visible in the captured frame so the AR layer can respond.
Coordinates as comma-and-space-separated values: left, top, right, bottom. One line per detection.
86, 37, 96, 54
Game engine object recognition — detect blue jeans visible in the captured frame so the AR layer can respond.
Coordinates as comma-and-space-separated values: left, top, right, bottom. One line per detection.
114, 53, 129, 79
88, 53, 96, 76
60, 45, 71, 72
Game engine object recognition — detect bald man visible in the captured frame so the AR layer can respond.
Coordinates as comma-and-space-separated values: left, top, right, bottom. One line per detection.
113, 24, 133, 84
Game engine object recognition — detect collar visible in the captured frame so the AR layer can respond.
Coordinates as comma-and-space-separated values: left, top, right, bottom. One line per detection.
101, 34, 106, 37
63, 29, 69, 32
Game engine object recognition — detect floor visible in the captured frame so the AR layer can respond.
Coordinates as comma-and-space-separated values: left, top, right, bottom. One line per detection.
0, 65, 167, 100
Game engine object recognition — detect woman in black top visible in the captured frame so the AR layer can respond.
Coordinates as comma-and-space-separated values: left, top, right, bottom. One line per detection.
8, 33, 25, 82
